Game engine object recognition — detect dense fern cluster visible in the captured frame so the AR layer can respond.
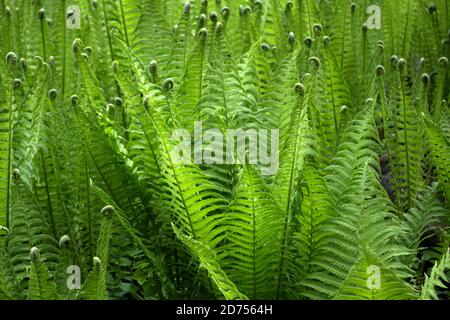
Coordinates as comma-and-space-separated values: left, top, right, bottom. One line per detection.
0, 0, 449, 300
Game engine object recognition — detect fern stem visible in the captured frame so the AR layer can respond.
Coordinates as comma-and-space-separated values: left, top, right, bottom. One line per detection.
327, 59, 339, 143
100, 0, 121, 97
446, 0, 448, 33
246, 168, 257, 299
399, 71, 412, 210
401, 0, 412, 57
118, 0, 130, 47
85, 160, 93, 263
40, 150, 57, 238
362, 28, 367, 77
377, 78, 389, 146
297, 0, 301, 40
182, 16, 190, 71
101, 0, 115, 62
340, 5, 348, 70
305, 0, 312, 36
198, 43, 206, 102
386, 1, 395, 55
61, 0, 67, 99
5, 84, 14, 228
40, 15, 47, 61
49, 143, 75, 243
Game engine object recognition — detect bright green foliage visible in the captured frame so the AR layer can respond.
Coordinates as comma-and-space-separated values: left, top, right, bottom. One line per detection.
0, 0, 448, 300
421, 249, 450, 300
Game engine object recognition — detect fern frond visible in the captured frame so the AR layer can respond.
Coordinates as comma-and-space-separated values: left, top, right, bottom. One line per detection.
420, 249, 450, 300
173, 225, 248, 300
28, 247, 58, 300
220, 165, 284, 299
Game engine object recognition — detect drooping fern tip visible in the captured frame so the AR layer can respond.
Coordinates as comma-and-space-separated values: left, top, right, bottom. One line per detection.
163, 78, 175, 92
302, 73, 312, 81
390, 55, 399, 67
72, 39, 83, 55
285, 1, 294, 11
59, 235, 70, 248
366, 98, 375, 106
30, 247, 40, 262
112, 61, 119, 73
221, 7, 230, 20
6, 52, 17, 65
376, 65, 385, 76
143, 96, 150, 109
83, 47, 93, 57
183, 2, 191, 15
101, 205, 115, 217
70, 95, 79, 106
428, 3, 437, 15
294, 83, 305, 96
80, 53, 90, 62
240, 6, 252, 17
48, 89, 58, 101
362, 23, 368, 33
114, 98, 122, 107
288, 32, 295, 45
438, 57, 448, 68
377, 40, 385, 51
210, 11, 218, 24
199, 28, 208, 42
13, 79, 22, 89
93, 257, 101, 268
198, 14, 207, 29
397, 58, 407, 70
313, 24, 323, 36
304, 37, 313, 48
309, 56, 321, 69
149, 60, 157, 77
215, 22, 223, 34
38, 8, 45, 20
254, 1, 263, 10
12, 168, 20, 181
421, 73, 430, 86
261, 43, 271, 52
20, 58, 28, 71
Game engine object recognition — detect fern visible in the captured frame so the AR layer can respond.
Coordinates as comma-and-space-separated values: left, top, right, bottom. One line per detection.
0, 0, 449, 301
420, 249, 450, 300
174, 225, 248, 300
